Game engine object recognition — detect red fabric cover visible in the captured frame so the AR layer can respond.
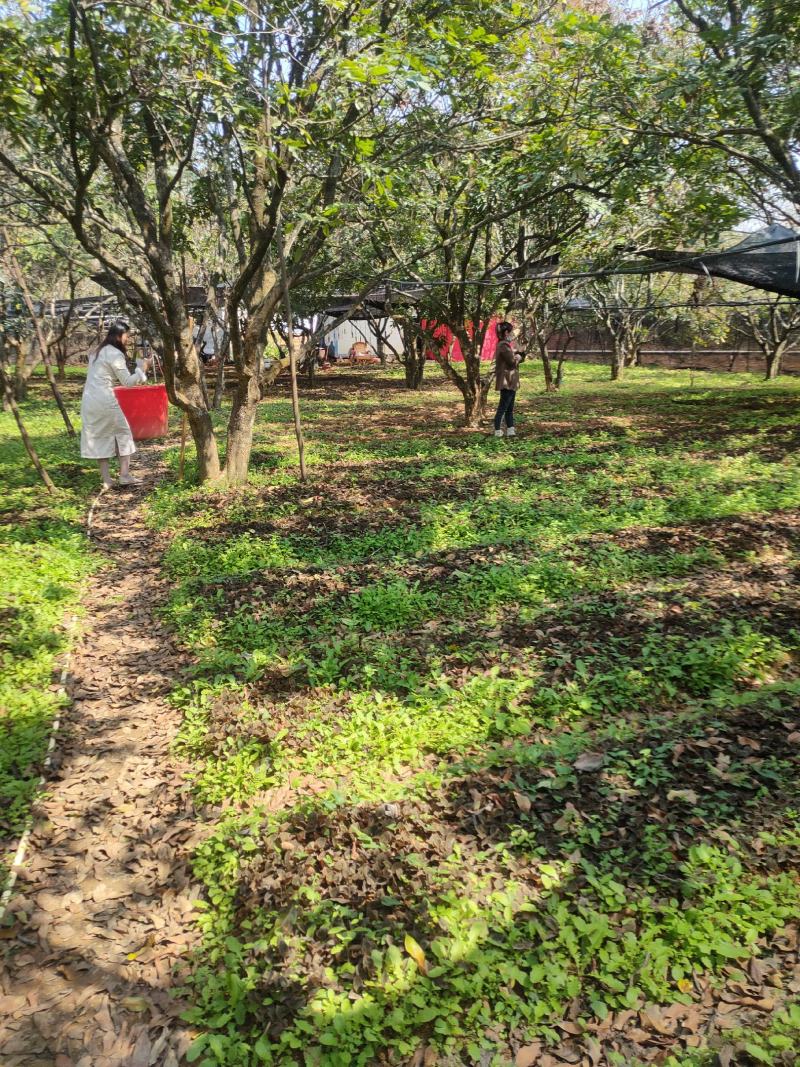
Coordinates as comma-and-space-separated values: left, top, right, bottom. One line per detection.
113, 384, 169, 440
422, 319, 498, 362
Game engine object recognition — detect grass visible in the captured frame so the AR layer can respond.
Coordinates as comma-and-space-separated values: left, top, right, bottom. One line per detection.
150, 362, 800, 1065
0, 378, 98, 881
5, 362, 797, 1062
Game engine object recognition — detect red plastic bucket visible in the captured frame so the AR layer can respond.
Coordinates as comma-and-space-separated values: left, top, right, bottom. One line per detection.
113, 384, 169, 440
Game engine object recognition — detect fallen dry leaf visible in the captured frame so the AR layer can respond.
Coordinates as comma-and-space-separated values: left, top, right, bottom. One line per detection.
667, 789, 699, 805
120, 995, 150, 1013
681, 1008, 702, 1033
515, 1042, 542, 1067
551, 1046, 581, 1064
130, 1028, 152, 1067
742, 995, 775, 1011
557, 1021, 583, 1036
404, 934, 428, 975
513, 791, 532, 814
584, 1037, 602, 1066
640, 1005, 675, 1036
573, 752, 604, 772
614, 1009, 636, 1029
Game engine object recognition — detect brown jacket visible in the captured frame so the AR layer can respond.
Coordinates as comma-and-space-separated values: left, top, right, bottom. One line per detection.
495, 340, 521, 391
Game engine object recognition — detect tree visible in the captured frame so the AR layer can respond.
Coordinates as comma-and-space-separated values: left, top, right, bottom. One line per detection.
0, 298, 56, 493
0, 229, 75, 434
736, 295, 800, 380
672, 0, 800, 216
0, 1, 231, 478
586, 274, 676, 380
589, 1, 800, 223
514, 281, 578, 392
365, 3, 736, 420
191, 0, 552, 475
0, 211, 88, 396
403, 167, 519, 426
393, 308, 428, 391
371, 111, 599, 421
0, 0, 475, 482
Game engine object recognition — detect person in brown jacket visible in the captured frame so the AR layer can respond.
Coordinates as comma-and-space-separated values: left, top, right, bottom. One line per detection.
493, 321, 523, 437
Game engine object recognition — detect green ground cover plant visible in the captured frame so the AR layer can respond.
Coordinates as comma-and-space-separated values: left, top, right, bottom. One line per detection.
0, 380, 98, 880
151, 363, 800, 1065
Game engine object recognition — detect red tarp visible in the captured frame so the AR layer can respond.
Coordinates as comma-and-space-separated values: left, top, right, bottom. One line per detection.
423, 319, 499, 362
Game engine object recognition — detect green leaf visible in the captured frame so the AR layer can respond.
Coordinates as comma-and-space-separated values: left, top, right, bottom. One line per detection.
254, 1035, 272, 1061
186, 1036, 208, 1064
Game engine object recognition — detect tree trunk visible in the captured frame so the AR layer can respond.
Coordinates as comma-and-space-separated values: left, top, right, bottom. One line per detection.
611, 345, 625, 381
459, 331, 488, 427
0, 359, 56, 493
405, 350, 425, 389
12, 338, 35, 401
429, 329, 484, 425
765, 342, 786, 380
56, 344, 68, 381
225, 382, 259, 484
401, 326, 426, 390
539, 340, 555, 392
187, 407, 222, 482
212, 333, 228, 410
277, 224, 307, 484
40, 340, 76, 436
162, 324, 222, 482
463, 386, 483, 427
555, 353, 568, 390
223, 320, 264, 485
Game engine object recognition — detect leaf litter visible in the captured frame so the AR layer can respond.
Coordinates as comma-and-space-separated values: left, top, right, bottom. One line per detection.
0, 457, 199, 1066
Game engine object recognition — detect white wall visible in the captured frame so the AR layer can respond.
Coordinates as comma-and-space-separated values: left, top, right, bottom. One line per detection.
321, 316, 403, 359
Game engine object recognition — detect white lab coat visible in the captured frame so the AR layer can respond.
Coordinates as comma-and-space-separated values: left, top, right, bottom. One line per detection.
80, 345, 146, 459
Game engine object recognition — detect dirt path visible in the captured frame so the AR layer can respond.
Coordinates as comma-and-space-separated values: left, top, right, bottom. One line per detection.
0, 468, 199, 1066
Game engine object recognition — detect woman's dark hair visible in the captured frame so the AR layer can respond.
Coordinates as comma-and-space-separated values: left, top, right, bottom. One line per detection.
496, 320, 513, 340
101, 320, 130, 355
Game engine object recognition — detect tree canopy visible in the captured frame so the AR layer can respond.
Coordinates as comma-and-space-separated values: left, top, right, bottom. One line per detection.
0, 0, 796, 479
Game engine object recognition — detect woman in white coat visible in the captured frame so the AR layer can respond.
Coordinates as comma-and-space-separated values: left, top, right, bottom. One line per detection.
80, 321, 152, 489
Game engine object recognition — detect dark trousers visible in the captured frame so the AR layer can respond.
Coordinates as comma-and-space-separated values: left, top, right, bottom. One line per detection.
494, 388, 516, 430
